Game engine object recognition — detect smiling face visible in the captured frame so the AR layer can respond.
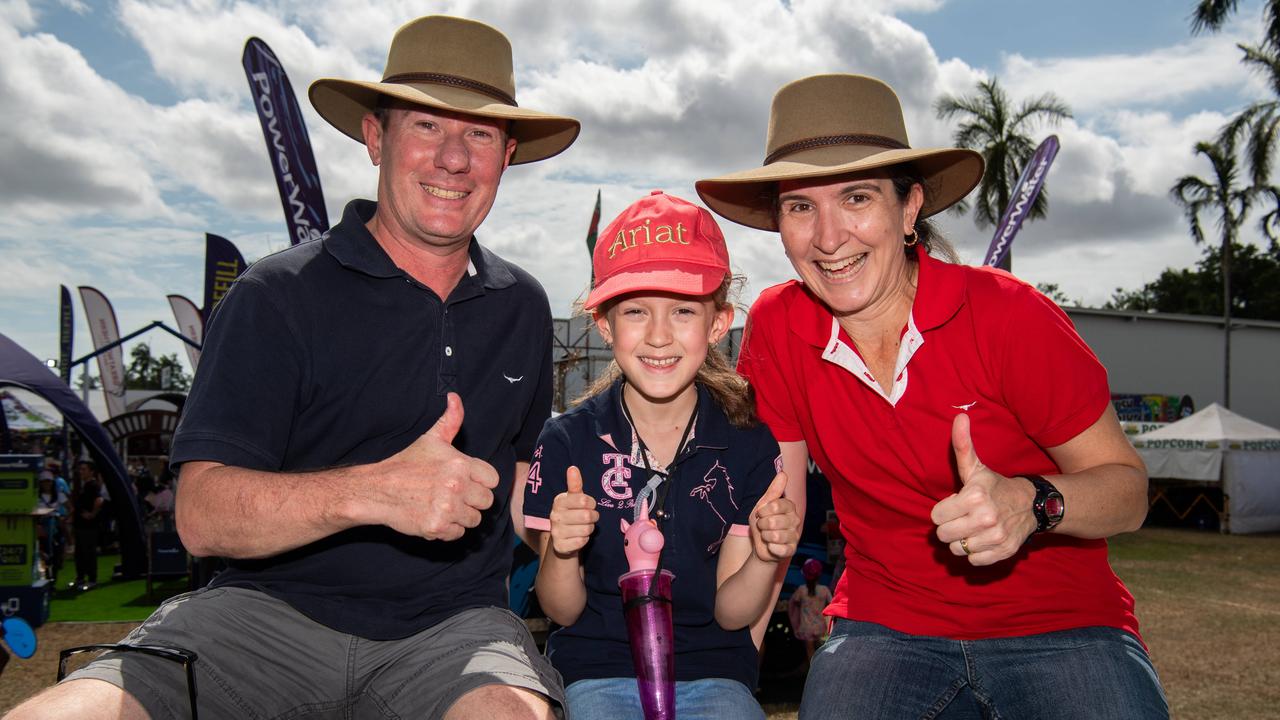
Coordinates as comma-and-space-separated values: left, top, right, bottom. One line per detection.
596, 292, 733, 408
362, 103, 517, 254
776, 171, 924, 320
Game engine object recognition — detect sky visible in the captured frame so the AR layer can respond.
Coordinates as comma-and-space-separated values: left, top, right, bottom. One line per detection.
0, 0, 1273, 387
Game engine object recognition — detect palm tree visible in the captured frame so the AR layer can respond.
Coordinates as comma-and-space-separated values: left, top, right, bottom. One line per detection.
934, 78, 1072, 271
1170, 124, 1270, 407
1191, 1, 1280, 53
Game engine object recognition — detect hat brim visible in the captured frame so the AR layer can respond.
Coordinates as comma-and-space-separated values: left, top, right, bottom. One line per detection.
584, 263, 728, 311
309, 79, 581, 165
695, 145, 984, 231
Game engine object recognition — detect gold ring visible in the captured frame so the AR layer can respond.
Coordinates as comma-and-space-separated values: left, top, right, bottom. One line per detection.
960, 537, 972, 556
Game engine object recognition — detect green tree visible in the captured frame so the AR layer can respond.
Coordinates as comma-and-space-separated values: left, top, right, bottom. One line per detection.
1191, 1, 1280, 53
1170, 122, 1276, 405
934, 78, 1072, 271
1191, 1, 1280, 234
125, 344, 192, 391
1106, 240, 1280, 320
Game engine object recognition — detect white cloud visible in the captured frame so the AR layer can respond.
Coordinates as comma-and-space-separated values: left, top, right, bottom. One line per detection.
0, 0, 1271, 374
1000, 21, 1263, 114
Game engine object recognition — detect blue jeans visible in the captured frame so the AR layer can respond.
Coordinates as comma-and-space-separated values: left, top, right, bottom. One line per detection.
566, 677, 764, 720
799, 620, 1168, 720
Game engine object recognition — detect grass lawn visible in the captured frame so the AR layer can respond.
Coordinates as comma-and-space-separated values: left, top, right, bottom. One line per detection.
2, 527, 1277, 718
47, 553, 190, 623
1109, 527, 1280, 720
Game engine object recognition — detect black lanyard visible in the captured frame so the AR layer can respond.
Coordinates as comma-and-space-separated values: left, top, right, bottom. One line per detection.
619, 383, 698, 606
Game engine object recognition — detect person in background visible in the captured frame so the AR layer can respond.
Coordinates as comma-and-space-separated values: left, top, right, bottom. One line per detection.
787, 558, 832, 668
37, 470, 68, 582
70, 460, 104, 591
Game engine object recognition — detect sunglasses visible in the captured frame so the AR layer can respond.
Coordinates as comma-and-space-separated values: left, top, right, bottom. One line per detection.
58, 643, 198, 720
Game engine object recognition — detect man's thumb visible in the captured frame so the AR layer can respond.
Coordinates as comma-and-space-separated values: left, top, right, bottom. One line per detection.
952, 413, 980, 483
566, 465, 584, 495
428, 392, 464, 444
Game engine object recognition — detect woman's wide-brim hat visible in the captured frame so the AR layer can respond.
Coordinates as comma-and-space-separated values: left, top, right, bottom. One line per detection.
309, 15, 580, 165
695, 74, 984, 231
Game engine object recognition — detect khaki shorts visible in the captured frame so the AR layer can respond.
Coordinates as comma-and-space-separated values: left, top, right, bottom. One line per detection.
64, 586, 564, 719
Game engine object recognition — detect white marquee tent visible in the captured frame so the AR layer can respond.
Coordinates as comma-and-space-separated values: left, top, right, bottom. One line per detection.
1132, 403, 1280, 534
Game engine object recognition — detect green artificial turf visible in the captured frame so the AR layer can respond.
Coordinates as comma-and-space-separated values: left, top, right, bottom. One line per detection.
47, 554, 188, 623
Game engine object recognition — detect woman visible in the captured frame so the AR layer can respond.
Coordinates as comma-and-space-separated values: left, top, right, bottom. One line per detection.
696, 74, 1168, 719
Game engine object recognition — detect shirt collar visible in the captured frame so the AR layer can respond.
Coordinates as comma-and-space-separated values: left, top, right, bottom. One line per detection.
787, 244, 968, 346
323, 199, 516, 291
589, 378, 730, 459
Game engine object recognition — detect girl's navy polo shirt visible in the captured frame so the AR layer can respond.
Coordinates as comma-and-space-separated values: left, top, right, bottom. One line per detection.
523, 379, 781, 689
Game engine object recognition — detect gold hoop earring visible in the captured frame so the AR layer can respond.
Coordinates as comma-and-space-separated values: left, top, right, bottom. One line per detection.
904, 229, 920, 248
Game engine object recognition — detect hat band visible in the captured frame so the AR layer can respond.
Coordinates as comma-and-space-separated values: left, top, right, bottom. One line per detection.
382, 72, 517, 107
764, 133, 908, 165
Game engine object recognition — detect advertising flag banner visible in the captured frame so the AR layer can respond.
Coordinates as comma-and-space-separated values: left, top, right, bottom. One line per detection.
167, 295, 204, 371
243, 37, 329, 245
586, 190, 602, 281
586, 189, 602, 257
204, 233, 247, 316
58, 285, 73, 385
77, 286, 127, 418
983, 135, 1060, 269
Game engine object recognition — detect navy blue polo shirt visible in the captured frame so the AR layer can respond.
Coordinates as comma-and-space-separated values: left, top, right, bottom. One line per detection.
523, 379, 780, 689
170, 199, 553, 640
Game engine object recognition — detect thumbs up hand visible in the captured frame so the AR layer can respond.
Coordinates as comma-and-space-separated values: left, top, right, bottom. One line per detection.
376, 392, 500, 541
549, 466, 599, 557
749, 471, 801, 563
929, 413, 1037, 566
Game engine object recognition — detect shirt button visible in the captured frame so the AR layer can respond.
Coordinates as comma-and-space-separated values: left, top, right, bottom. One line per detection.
445, 346, 453, 357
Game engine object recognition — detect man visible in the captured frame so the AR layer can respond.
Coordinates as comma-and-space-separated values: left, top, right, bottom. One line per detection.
9, 15, 578, 719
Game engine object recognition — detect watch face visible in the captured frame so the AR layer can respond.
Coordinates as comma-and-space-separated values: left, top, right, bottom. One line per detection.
1045, 494, 1065, 520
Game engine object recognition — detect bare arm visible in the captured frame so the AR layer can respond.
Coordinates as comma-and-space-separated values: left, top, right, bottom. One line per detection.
714, 537, 784, 631
511, 460, 534, 549
176, 393, 499, 559
533, 530, 588, 626
531, 466, 597, 626
932, 406, 1148, 565
747, 441, 808, 647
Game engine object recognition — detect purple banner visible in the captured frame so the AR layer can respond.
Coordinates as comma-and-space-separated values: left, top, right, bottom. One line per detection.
243, 37, 329, 245
204, 233, 247, 316
983, 135, 1060, 269
58, 285, 73, 385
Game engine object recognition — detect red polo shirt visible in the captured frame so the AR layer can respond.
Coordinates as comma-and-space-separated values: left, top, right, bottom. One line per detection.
738, 247, 1139, 640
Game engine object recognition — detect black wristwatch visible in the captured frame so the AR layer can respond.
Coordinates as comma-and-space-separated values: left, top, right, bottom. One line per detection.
1022, 474, 1065, 533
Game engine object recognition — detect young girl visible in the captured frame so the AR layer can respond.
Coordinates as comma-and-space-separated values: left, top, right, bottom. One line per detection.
522, 191, 801, 719
788, 558, 833, 666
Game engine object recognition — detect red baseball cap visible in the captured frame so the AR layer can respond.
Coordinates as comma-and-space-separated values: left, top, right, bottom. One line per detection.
585, 191, 731, 311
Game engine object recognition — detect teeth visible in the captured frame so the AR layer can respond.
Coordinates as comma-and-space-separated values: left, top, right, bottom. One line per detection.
423, 185, 467, 200
640, 357, 679, 368
817, 254, 866, 276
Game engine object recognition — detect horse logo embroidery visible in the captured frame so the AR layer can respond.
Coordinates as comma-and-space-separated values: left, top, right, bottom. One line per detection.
689, 461, 738, 552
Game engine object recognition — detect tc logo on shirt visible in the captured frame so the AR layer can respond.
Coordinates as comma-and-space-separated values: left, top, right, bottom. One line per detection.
601, 453, 633, 501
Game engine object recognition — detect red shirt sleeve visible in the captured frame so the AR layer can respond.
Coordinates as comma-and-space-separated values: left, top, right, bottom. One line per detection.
737, 286, 805, 442
991, 280, 1111, 449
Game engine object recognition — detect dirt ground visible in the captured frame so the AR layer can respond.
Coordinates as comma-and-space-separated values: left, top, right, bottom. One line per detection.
1, 621, 140, 711
3, 528, 1275, 718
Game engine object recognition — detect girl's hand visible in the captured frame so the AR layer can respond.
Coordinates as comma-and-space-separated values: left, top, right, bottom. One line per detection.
549, 466, 599, 557
750, 471, 800, 563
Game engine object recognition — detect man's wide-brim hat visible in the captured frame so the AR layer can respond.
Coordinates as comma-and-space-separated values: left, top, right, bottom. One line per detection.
695, 74, 984, 231
309, 15, 580, 165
